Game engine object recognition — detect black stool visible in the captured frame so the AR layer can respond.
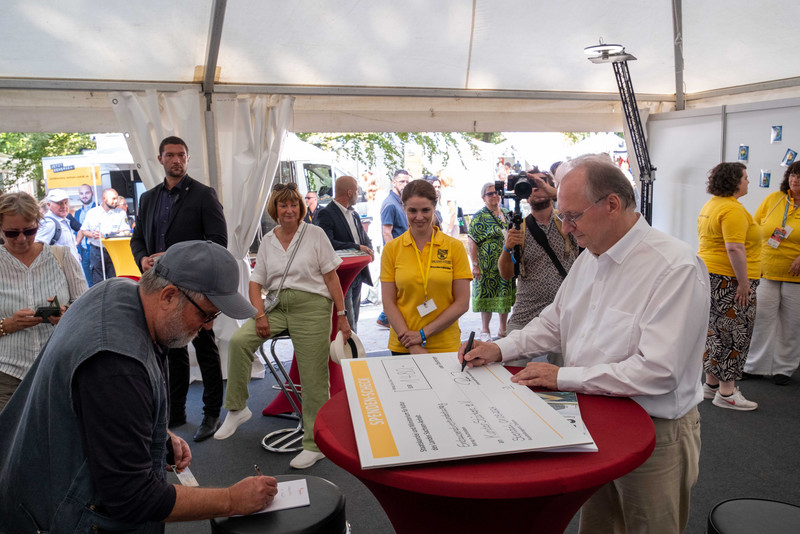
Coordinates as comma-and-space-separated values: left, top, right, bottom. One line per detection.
259, 331, 304, 453
210, 475, 348, 534
708, 498, 800, 533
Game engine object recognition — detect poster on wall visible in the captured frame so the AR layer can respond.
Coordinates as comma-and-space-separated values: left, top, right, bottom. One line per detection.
781, 149, 797, 167
760, 170, 771, 188
771, 126, 783, 144
738, 145, 749, 163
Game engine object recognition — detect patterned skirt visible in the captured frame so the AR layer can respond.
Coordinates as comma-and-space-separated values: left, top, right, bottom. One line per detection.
703, 273, 759, 381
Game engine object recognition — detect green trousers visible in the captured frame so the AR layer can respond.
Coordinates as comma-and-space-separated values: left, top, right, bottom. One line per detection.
225, 289, 332, 451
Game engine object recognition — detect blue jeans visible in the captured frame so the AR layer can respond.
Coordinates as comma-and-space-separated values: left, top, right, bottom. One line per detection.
78, 245, 92, 287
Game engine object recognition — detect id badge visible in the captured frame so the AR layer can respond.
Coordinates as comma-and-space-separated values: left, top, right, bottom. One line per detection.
417, 299, 437, 317
173, 466, 199, 487
767, 227, 789, 248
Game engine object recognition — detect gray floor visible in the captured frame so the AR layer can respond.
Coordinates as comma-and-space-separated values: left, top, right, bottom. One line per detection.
166, 304, 800, 533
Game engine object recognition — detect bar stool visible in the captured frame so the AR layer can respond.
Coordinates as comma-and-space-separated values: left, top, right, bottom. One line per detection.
708, 498, 800, 533
258, 330, 304, 453
210, 475, 349, 534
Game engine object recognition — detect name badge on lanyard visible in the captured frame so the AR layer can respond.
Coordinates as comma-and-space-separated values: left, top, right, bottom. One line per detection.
768, 198, 796, 248
414, 233, 438, 317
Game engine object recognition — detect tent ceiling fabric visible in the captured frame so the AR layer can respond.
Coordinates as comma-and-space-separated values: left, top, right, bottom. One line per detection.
1, 0, 799, 132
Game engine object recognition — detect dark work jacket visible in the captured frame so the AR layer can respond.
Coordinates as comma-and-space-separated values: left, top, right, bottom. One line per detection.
130, 175, 227, 268
0, 279, 169, 534
315, 201, 373, 287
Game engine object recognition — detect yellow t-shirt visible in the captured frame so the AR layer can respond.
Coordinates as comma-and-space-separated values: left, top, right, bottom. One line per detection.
754, 190, 800, 281
697, 196, 761, 278
381, 229, 472, 353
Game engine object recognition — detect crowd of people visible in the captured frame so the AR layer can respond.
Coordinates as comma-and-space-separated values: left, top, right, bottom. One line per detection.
0, 135, 797, 531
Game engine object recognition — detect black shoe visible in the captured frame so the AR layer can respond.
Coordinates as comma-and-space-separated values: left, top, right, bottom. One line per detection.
740, 372, 760, 380
773, 374, 791, 385
193, 416, 221, 442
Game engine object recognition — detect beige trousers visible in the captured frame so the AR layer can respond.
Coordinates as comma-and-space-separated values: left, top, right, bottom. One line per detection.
578, 405, 701, 534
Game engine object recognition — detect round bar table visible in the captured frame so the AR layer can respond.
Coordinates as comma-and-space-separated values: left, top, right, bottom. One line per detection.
263, 254, 371, 416
314, 370, 655, 534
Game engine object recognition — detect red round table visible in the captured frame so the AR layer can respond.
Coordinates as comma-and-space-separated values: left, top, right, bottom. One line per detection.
314, 369, 655, 534
262, 255, 371, 416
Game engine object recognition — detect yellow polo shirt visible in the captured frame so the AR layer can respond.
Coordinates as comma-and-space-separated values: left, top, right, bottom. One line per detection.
697, 196, 761, 279
381, 229, 472, 353
754, 190, 800, 281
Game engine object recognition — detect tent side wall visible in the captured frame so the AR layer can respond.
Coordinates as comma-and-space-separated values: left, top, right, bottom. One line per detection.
648, 96, 800, 249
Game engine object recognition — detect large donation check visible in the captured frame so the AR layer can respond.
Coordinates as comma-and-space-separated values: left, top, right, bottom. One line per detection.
341, 353, 593, 469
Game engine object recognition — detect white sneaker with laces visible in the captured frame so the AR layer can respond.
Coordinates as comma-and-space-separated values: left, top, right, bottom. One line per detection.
702, 383, 718, 400
712, 388, 758, 411
290, 450, 326, 469
213, 407, 252, 440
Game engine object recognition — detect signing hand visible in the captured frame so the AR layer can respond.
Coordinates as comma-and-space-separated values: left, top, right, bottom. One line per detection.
458, 339, 502, 368
228, 475, 279, 515
510, 362, 559, 389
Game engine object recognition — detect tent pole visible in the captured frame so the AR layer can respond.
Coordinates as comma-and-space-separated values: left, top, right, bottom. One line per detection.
672, 0, 685, 111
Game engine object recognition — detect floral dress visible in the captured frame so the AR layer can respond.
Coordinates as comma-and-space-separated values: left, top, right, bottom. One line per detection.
468, 206, 515, 313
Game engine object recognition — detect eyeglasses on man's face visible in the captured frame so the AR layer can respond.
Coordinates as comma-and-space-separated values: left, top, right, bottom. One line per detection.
484, 191, 499, 198
177, 287, 221, 324
1, 226, 38, 238
556, 195, 609, 226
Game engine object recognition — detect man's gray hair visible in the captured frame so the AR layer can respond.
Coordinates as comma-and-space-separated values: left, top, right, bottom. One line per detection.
139, 266, 206, 302
570, 154, 636, 210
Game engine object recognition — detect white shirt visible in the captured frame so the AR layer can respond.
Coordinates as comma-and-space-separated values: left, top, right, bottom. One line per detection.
251, 222, 342, 299
495, 216, 710, 419
80, 206, 131, 247
0, 244, 88, 380
333, 200, 361, 246
35, 212, 80, 262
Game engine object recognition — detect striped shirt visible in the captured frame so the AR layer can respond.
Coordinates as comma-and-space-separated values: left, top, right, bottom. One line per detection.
0, 244, 88, 380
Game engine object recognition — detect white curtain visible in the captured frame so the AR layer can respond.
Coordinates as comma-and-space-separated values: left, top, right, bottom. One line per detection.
108, 90, 294, 378
110, 89, 208, 189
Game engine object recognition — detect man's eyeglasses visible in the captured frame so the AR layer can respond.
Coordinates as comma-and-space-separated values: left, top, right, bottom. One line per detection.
1, 226, 38, 238
177, 287, 221, 324
484, 191, 499, 197
556, 195, 609, 226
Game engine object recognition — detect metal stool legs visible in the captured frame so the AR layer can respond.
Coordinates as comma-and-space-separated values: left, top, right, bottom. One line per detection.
259, 333, 304, 452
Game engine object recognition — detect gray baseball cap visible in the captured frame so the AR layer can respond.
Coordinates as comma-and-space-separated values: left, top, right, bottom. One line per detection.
153, 240, 256, 319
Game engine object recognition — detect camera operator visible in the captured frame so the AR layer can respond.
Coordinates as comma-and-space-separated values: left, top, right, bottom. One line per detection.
498, 170, 578, 364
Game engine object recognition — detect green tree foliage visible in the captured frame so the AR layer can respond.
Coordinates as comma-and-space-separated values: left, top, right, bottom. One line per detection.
296, 132, 480, 175
462, 132, 506, 144
0, 133, 96, 197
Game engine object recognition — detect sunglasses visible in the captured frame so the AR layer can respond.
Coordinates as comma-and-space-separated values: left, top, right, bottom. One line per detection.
2, 226, 38, 238
272, 182, 298, 192
177, 287, 221, 324
484, 191, 499, 197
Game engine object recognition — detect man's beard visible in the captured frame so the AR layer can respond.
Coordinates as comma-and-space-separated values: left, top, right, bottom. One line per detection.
158, 301, 200, 349
530, 199, 552, 211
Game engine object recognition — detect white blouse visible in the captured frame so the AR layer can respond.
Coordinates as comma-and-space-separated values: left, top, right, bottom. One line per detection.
251, 222, 342, 300
0, 244, 88, 380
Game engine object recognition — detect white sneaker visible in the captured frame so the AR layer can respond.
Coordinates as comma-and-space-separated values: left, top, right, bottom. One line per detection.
702, 383, 718, 400
213, 407, 252, 440
712, 388, 758, 411
290, 450, 325, 469
479, 332, 491, 342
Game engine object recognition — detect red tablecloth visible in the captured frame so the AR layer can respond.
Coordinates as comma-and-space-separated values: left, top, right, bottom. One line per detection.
314, 369, 656, 534
262, 255, 371, 416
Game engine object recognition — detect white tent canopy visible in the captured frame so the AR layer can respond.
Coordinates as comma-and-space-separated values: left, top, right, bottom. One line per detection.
2, 0, 799, 135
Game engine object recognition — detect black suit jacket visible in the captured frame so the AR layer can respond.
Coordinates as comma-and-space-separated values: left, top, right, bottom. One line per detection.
315, 202, 373, 287
130, 175, 228, 268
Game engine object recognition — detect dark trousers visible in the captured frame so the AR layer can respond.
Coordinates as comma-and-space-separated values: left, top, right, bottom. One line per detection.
168, 327, 222, 422
89, 245, 115, 285
344, 282, 361, 333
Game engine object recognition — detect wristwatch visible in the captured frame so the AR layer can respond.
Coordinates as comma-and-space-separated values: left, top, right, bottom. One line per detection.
336, 309, 348, 316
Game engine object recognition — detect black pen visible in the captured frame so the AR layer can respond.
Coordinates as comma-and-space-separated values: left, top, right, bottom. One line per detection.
254, 464, 263, 476
461, 331, 475, 372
